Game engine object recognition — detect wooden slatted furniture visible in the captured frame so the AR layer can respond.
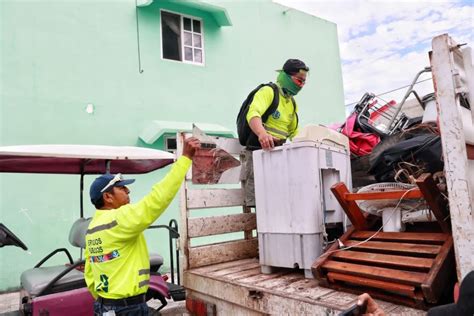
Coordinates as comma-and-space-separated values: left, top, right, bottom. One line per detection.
312, 177, 455, 309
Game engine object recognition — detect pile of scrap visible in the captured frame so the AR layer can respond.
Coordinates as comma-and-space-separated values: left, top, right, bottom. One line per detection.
333, 68, 443, 188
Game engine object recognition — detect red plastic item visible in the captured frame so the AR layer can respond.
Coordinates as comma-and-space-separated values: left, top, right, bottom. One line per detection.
341, 113, 380, 156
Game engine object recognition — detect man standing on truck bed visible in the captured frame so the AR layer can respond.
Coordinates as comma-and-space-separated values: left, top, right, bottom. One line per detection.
239, 58, 309, 206
84, 137, 200, 316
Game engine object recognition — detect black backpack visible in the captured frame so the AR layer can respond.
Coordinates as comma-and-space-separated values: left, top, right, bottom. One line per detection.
236, 82, 297, 147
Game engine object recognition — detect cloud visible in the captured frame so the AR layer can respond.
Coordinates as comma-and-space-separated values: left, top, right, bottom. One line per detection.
274, 0, 474, 109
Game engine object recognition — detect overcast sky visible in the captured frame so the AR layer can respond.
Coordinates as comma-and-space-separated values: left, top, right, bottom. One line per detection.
274, 0, 473, 111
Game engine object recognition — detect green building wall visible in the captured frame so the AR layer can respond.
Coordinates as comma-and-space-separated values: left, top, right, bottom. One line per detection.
0, 0, 345, 291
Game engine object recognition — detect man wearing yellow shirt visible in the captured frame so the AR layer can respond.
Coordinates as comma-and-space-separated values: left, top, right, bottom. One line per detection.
242, 59, 309, 206
84, 137, 200, 316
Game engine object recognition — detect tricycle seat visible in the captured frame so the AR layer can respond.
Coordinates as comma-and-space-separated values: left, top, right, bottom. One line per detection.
21, 265, 85, 297
20, 218, 91, 298
149, 253, 164, 272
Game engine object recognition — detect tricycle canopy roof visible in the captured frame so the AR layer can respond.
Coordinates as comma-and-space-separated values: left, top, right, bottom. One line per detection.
0, 144, 175, 174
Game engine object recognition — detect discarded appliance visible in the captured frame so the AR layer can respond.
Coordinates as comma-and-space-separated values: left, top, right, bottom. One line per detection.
253, 125, 351, 278
356, 182, 429, 232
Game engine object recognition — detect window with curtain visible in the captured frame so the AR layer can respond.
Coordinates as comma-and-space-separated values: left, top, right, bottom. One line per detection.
161, 10, 204, 65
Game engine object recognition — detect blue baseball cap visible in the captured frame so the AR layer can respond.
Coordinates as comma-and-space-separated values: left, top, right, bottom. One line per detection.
90, 173, 135, 204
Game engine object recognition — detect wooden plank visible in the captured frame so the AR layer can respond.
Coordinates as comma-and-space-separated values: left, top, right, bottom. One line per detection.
188, 238, 258, 268
208, 262, 261, 278
271, 278, 335, 302
177, 133, 190, 275
189, 258, 258, 275
344, 240, 441, 256
331, 183, 368, 230
188, 213, 256, 238
422, 236, 455, 303
327, 272, 416, 297
416, 173, 451, 233
431, 34, 474, 280
350, 231, 447, 244
221, 267, 262, 281
274, 278, 317, 292
321, 261, 427, 285
238, 270, 291, 285
331, 251, 433, 270
254, 273, 304, 288
344, 189, 423, 201
187, 188, 244, 209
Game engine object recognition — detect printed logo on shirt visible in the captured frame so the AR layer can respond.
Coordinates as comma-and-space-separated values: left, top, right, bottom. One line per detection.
272, 110, 281, 119
90, 250, 120, 263
96, 274, 109, 293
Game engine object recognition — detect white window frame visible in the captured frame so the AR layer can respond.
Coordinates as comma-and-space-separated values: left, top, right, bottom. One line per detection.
164, 135, 177, 153
160, 9, 205, 66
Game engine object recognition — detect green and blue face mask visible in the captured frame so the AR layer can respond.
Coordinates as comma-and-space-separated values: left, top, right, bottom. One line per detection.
277, 71, 304, 96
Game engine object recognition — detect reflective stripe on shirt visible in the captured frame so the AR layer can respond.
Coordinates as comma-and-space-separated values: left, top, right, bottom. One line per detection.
138, 269, 150, 275
87, 220, 118, 234
138, 280, 149, 288
264, 125, 289, 138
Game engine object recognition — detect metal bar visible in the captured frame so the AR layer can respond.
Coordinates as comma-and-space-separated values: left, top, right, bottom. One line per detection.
169, 219, 180, 285
387, 67, 432, 131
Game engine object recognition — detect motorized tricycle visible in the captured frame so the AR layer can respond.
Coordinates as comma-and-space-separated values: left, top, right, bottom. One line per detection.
0, 144, 185, 315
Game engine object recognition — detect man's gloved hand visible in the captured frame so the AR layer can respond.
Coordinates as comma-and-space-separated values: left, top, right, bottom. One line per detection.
182, 137, 201, 159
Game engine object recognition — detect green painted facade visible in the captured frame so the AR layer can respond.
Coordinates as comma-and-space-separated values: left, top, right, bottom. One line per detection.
0, 0, 345, 291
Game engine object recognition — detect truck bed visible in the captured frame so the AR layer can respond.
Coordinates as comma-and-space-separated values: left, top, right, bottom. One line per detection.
184, 258, 425, 315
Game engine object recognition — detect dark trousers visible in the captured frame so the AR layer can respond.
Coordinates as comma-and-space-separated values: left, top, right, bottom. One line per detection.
93, 300, 149, 316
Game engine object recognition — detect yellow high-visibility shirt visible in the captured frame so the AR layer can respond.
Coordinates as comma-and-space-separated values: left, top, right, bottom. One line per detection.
84, 156, 191, 299
246, 85, 298, 140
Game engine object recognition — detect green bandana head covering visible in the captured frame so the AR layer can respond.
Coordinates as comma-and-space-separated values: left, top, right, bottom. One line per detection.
277, 71, 301, 96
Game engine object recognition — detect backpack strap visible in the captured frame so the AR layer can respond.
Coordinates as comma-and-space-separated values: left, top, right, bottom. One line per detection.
290, 96, 299, 133
244, 83, 279, 149
261, 82, 280, 123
